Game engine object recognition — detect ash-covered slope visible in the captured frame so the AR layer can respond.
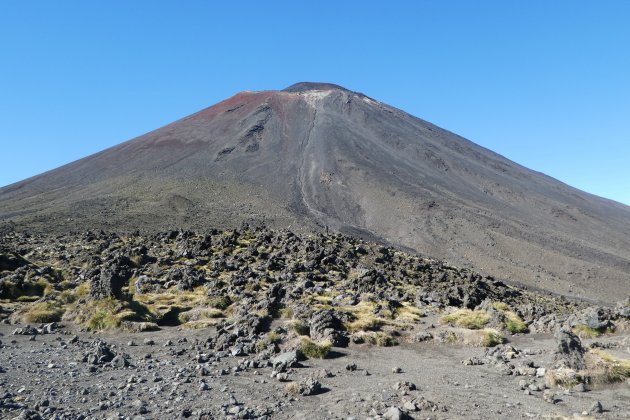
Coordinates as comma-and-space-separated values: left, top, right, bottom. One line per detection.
1, 82, 629, 303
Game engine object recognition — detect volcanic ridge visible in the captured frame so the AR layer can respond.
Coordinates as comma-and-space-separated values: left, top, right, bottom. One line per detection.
1, 82, 629, 304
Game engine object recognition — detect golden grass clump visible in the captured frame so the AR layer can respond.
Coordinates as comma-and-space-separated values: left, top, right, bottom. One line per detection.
394, 303, 424, 323
441, 309, 490, 330
284, 382, 300, 395
358, 331, 396, 347
341, 301, 387, 332
491, 302, 528, 334
177, 307, 224, 324
586, 349, 630, 385
68, 298, 153, 331
24, 302, 65, 323
300, 337, 332, 359
256, 331, 283, 352
572, 324, 603, 339
481, 329, 505, 347
545, 367, 583, 389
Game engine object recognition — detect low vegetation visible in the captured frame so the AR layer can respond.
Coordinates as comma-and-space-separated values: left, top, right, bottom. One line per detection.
289, 320, 310, 336
284, 381, 300, 395
481, 329, 505, 347
256, 331, 283, 352
23, 302, 65, 323
441, 309, 490, 329
360, 331, 396, 347
586, 349, 630, 385
572, 324, 604, 339
67, 298, 154, 331
300, 337, 332, 359
491, 302, 528, 334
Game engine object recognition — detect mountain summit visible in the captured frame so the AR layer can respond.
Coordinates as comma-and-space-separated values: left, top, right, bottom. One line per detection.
1, 83, 629, 303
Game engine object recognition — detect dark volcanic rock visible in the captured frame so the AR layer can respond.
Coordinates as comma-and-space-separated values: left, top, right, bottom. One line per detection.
310, 310, 349, 347
553, 330, 586, 370
90, 260, 131, 299
1, 83, 629, 304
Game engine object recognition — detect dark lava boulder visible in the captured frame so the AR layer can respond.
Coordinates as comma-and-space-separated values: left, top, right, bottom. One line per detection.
310, 310, 349, 347
553, 329, 585, 370
89, 260, 132, 299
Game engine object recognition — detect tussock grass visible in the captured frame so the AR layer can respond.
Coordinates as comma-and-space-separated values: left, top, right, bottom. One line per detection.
24, 302, 64, 323
481, 329, 505, 347
572, 324, 603, 339
256, 331, 283, 352
289, 320, 310, 336
394, 303, 424, 323
441, 309, 490, 330
300, 337, 332, 359
16, 295, 39, 302
545, 367, 583, 388
586, 349, 630, 385
346, 317, 385, 332
1, 278, 54, 300
358, 331, 396, 347
491, 302, 528, 333
341, 301, 386, 332
68, 298, 154, 331
491, 302, 510, 311
279, 307, 294, 319
135, 287, 231, 325
208, 295, 232, 310
180, 319, 221, 329
284, 381, 300, 395
177, 307, 223, 324
74, 282, 90, 297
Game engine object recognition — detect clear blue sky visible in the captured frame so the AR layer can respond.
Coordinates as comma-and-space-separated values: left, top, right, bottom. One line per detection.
1, 1, 629, 205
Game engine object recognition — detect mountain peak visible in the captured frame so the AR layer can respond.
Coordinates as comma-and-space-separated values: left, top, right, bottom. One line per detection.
282, 82, 351, 93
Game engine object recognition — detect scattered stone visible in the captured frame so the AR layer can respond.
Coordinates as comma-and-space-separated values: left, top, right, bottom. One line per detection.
542, 389, 556, 404
590, 400, 603, 414
383, 406, 412, 420
271, 351, 299, 371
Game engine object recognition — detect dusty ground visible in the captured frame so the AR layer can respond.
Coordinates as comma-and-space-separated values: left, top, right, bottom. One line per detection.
2, 321, 629, 420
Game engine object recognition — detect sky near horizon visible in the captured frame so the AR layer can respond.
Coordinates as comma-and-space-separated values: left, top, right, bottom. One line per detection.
1, 1, 629, 205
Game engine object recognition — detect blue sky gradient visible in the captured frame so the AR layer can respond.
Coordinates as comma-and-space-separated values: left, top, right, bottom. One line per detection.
1, 1, 629, 205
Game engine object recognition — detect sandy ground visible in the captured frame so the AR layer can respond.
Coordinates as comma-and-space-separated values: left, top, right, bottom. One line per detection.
1, 322, 629, 419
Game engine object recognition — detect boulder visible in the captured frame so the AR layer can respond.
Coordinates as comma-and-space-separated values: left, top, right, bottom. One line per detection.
89, 260, 131, 299
271, 350, 299, 371
309, 310, 349, 347
553, 329, 585, 370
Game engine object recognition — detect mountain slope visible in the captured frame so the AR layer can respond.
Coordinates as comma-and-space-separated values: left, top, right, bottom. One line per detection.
1, 82, 629, 303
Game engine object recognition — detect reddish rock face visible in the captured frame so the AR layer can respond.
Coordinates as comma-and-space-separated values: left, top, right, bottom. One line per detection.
1, 82, 629, 303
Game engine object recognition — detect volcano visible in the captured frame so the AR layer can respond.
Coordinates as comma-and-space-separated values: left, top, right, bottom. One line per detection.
1, 82, 629, 303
